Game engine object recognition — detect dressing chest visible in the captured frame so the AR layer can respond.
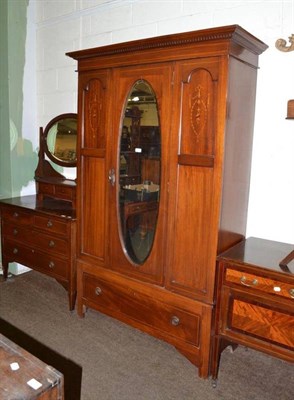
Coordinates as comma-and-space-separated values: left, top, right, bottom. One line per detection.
0, 114, 78, 310
211, 237, 294, 381
0, 196, 76, 310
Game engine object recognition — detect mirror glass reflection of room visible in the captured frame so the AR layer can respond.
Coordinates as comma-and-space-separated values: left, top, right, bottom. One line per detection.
47, 117, 77, 163
119, 80, 161, 264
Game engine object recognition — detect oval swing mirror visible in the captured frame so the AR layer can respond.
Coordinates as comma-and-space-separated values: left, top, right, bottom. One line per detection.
44, 113, 77, 167
119, 80, 161, 265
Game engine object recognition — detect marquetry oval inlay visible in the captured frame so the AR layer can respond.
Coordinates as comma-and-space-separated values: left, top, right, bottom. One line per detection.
191, 84, 209, 142
180, 68, 215, 156
83, 78, 105, 149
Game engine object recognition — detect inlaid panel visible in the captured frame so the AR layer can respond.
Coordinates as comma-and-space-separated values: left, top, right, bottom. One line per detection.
80, 157, 106, 261
81, 74, 107, 149
166, 165, 215, 298
230, 299, 294, 349
178, 58, 219, 159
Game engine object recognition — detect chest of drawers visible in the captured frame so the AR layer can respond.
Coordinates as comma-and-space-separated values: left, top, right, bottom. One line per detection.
0, 195, 76, 310
211, 237, 294, 382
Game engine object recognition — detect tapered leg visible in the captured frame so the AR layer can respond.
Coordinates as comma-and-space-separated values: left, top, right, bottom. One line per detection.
2, 259, 9, 280
210, 336, 222, 386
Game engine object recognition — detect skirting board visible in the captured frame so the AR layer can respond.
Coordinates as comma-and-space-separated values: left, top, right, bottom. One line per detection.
0, 262, 31, 276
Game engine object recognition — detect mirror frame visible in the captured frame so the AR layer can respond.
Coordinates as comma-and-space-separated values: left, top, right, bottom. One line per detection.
35, 113, 77, 207
43, 113, 78, 167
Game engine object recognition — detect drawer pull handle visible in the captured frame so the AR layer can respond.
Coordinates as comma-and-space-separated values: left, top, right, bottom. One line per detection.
273, 286, 281, 292
13, 248, 18, 254
240, 276, 258, 287
171, 316, 180, 326
289, 288, 294, 298
48, 261, 55, 269
13, 212, 19, 218
47, 220, 53, 227
13, 229, 18, 235
48, 240, 55, 248
95, 287, 102, 296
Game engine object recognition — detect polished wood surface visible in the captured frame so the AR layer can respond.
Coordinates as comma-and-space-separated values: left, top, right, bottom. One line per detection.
0, 333, 64, 399
216, 236, 294, 273
211, 237, 294, 381
0, 195, 77, 310
68, 25, 267, 378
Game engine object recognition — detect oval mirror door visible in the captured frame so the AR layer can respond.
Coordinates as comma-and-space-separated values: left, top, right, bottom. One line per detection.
119, 80, 161, 265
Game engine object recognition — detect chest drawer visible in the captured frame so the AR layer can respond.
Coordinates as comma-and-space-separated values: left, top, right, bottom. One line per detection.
220, 287, 294, 350
83, 273, 200, 346
38, 182, 54, 196
3, 239, 68, 279
37, 182, 75, 203
225, 268, 294, 301
1, 209, 33, 226
55, 185, 75, 200
34, 215, 69, 236
2, 223, 68, 256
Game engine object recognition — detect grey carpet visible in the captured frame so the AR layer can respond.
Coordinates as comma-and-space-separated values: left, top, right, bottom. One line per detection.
0, 270, 293, 400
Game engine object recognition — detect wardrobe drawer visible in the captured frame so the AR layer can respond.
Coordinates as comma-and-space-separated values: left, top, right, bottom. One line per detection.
3, 239, 68, 279
83, 274, 200, 346
225, 268, 294, 301
2, 223, 68, 256
1, 209, 33, 226
34, 215, 69, 236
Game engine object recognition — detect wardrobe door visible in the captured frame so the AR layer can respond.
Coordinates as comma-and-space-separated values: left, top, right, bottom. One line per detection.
109, 63, 173, 284
78, 70, 112, 266
166, 58, 225, 302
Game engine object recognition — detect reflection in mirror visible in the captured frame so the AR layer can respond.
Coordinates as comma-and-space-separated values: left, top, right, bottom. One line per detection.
119, 80, 161, 265
46, 117, 77, 164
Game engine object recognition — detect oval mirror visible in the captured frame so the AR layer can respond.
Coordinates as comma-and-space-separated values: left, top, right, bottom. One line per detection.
44, 113, 77, 167
119, 80, 161, 264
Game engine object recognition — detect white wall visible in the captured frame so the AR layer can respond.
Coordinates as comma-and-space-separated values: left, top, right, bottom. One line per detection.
21, 0, 38, 196
31, 0, 294, 244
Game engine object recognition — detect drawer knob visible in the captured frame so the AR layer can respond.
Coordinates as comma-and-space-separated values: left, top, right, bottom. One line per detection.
289, 288, 294, 298
13, 229, 18, 235
240, 276, 258, 287
48, 240, 55, 248
95, 287, 102, 296
13, 248, 18, 254
47, 220, 53, 227
48, 261, 55, 269
13, 212, 19, 218
170, 316, 180, 326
